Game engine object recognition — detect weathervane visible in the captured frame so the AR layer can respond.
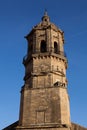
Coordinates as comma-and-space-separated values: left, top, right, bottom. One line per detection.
44, 8, 48, 16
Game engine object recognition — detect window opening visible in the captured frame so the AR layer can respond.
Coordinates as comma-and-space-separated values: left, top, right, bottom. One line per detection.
54, 42, 58, 53
40, 40, 47, 52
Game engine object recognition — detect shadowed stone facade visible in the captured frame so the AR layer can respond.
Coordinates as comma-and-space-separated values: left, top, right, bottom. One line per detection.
3, 12, 87, 130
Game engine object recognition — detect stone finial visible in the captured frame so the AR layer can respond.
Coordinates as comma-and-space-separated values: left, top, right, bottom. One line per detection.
42, 9, 50, 22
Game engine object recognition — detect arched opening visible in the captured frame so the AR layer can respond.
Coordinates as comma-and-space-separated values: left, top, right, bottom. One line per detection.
40, 40, 47, 53
54, 42, 58, 53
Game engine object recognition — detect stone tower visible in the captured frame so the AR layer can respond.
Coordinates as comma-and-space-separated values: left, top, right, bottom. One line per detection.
16, 12, 71, 130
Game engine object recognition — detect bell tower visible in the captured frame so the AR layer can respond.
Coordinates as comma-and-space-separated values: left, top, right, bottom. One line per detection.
16, 12, 71, 130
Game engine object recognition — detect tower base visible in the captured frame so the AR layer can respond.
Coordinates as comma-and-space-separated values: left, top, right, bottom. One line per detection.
16, 128, 70, 130
16, 123, 71, 130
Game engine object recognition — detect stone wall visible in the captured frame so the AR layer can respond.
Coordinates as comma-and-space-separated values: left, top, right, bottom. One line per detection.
19, 86, 70, 126
71, 123, 87, 130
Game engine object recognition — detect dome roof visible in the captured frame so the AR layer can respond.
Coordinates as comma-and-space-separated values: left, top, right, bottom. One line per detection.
33, 11, 63, 33
26, 11, 63, 38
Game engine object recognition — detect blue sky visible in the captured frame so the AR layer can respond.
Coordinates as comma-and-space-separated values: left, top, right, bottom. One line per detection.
0, 0, 87, 129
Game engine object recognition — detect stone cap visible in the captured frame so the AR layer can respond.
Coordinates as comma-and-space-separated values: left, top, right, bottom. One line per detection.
25, 11, 63, 38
